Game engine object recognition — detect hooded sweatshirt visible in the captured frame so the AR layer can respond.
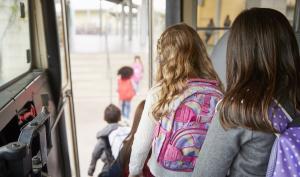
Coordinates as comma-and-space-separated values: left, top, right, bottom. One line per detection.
88, 123, 119, 176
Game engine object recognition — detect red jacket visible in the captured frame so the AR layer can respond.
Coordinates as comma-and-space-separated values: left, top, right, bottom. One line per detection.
118, 79, 135, 101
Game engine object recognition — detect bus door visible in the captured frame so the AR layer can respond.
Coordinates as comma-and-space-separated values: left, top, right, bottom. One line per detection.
0, 0, 79, 177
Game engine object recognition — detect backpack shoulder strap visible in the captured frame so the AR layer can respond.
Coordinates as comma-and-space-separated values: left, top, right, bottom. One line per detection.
278, 100, 300, 127
287, 110, 300, 127
100, 136, 111, 149
166, 84, 221, 129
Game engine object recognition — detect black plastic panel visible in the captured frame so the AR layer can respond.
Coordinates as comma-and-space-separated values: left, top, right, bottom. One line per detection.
0, 72, 41, 110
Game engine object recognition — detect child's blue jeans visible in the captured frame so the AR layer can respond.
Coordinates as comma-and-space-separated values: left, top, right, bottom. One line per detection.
121, 101, 131, 119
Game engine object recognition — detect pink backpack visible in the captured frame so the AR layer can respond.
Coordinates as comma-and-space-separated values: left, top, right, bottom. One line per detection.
152, 79, 222, 172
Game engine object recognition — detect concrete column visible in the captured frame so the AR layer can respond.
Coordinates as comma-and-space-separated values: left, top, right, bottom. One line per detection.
128, 0, 133, 41
214, 0, 222, 43
140, 0, 148, 46
215, 0, 221, 27
182, 0, 198, 29
121, 2, 125, 38
166, 0, 182, 27
99, 0, 103, 34
116, 11, 120, 35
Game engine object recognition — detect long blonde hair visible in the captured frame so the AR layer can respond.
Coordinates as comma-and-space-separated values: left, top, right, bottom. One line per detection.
152, 23, 222, 120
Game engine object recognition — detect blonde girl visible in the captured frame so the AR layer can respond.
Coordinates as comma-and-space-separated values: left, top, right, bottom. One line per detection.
129, 23, 223, 177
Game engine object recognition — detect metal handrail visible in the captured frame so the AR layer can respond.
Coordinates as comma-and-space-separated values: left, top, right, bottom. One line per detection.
197, 27, 230, 31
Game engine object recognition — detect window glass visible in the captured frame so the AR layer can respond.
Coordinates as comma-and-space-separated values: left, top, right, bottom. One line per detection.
197, 0, 297, 54
0, 0, 31, 86
152, 0, 166, 85
55, 0, 69, 88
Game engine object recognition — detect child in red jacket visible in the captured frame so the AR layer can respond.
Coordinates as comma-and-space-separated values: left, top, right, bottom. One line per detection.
117, 66, 136, 119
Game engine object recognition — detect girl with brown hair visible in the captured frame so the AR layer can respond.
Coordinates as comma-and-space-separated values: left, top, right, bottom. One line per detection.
192, 8, 300, 177
128, 23, 223, 177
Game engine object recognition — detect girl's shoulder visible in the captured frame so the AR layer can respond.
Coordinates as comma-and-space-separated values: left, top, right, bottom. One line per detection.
187, 78, 223, 96
144, 84, 160, 98
187, 78, 220, 88
142, 85, 161, 113
149, 84, 161, 93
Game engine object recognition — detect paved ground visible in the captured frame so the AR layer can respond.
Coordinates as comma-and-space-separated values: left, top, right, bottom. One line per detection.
70, 50, 149, 177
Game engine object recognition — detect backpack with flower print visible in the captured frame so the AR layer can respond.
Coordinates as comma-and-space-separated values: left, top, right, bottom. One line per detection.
266, 101, 300, 177
152, 79, 223, 172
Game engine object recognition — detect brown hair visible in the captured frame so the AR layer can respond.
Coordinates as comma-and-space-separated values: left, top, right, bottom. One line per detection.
119, 100, 145, 172
104, 104, 121, 123
153, 23, 223, 120
220, 8, 300, 132
117, 66, 134, 80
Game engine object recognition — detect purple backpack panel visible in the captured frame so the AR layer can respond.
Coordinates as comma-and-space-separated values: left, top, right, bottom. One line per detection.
266, 101, 300, 177
152, 79, 223, 172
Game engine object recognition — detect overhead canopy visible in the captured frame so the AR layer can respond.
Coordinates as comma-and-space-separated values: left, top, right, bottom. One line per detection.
105, 0, 138, 8
72, 0, 138, 11
105, 0, 123, 4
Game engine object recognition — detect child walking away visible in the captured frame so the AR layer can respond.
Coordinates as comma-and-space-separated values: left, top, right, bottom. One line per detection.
107, 100, 154, 177
128, 23, 223, 177
191, 8, 300, 177
117, 66, 136, 119
88, 104, 130, 177
132, 55, 144, 91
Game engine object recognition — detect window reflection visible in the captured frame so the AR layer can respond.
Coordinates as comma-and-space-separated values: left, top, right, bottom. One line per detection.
197, 0, 296, 54
0, 0, 31, 87
55, 0, 69, 88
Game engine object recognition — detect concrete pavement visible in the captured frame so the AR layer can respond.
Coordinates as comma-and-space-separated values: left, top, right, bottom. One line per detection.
71, 52, 149, 177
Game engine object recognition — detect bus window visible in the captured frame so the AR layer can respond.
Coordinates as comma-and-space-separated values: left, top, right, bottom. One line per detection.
197, 0, 297, 54
55, 0, 69, 88
0, 0, 31, 87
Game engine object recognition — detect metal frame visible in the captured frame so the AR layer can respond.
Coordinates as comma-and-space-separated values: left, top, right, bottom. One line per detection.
197, 27, 230, 31
40, 0, 80, 176
41, 0, 62, 107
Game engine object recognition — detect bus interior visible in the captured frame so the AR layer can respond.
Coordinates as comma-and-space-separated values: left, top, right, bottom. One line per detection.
0, 0, 299, 177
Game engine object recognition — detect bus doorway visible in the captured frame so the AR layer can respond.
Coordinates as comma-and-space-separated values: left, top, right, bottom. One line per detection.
67, 0, 165, 176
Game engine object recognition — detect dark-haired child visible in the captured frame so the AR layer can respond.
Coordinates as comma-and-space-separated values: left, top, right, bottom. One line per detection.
117, 66, 136, 119
192, 8, 300, 177
88, 104, 130, 177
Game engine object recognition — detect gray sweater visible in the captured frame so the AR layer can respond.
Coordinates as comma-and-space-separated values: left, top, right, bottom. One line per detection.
88, 123, 119, 176
192, 112, 276, 177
